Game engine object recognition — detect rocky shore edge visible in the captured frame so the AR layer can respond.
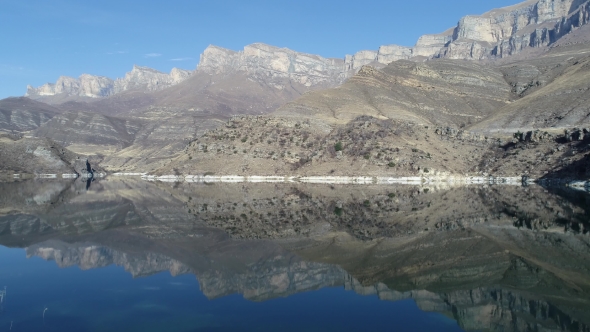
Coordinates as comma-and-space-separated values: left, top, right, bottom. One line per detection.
107, 172, 590, 190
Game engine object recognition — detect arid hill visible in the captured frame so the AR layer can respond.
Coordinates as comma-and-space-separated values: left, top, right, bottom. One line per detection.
0, 97, 61, 133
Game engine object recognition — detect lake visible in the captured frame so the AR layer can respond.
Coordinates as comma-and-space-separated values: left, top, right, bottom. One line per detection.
0, 178, 589, 331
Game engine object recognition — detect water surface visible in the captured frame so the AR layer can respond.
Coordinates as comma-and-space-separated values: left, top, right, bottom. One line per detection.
0, 178, 589, 331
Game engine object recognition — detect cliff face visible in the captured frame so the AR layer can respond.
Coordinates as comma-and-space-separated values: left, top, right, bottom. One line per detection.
197, 43, 349, 88
25, 66, 192, 101
345, 0, 590, 64
23, 0, 590, 105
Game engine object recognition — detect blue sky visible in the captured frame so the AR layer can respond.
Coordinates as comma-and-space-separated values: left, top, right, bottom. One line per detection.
0, 0, 521, 98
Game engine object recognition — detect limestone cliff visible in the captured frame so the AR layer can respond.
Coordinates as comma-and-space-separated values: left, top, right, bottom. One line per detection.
26, 66, 192, 101
345, 0, 590, 64
197, 43, 349, 88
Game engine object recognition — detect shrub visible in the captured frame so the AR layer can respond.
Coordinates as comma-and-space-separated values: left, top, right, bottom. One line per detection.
334, 142, 343, 151
363, 153, 370, 160
241, 137, 248, 142
388, 162, 396, 167
363, 200, 371, 207
334, 207, 343, 216
388, 193, 396, 198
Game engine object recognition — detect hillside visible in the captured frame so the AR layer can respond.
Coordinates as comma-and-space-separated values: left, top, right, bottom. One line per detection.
0, 134, 93, 177
157, 115, 590, 180
274, 59, 512, 127
0, 97, 61, 133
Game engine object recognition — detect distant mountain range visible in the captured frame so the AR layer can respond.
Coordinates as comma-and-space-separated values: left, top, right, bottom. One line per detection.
1, 0, 589, 176
25, 0, 590, 103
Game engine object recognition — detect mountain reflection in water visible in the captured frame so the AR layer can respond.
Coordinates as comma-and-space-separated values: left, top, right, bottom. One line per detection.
0, 178, 589, 331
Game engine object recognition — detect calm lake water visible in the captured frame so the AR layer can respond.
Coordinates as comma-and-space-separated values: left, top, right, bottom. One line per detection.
0, 178, 589, 331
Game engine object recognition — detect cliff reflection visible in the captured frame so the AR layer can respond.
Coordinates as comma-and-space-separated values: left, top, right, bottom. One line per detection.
0, 178, 589, 331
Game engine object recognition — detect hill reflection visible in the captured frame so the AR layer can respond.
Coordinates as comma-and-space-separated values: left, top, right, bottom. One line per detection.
1, 178, 589, 331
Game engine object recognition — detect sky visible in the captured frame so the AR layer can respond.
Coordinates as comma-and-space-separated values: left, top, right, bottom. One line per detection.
0, 0, 522, 99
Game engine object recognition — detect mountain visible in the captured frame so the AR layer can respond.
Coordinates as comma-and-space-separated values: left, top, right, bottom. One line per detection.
470, 40, 590, 132
25, 65, 192, 103
275, 59, 512, 127
32, 110, 142, 154
6, 0, 590, 175
25, 43, 349, 112
38, 43, 355, 172
276, 36, 590, 132
0, 97, 61, 133
346, 0, 590, 67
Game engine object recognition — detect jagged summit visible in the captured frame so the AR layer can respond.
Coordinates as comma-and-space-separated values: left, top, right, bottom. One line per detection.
196, 43, 349, 87
345, 0, 590, 67
26, 65, 193, 102
24, 0, 590, 103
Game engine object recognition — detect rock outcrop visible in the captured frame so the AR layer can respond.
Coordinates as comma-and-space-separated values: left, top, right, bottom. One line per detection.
113, 65, 192, 93
197, 43, 349, 88
345, 0, 590, 64
0, 135, 85, 175
26, 66, 192, 101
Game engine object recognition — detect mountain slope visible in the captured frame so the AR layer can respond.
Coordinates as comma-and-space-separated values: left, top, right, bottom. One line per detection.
274, 59, 512, 127
346, 0, 590, 65
0, 97, 61, 133
471, 42, 590, 132
33, 111, 142, 155
26, 66, 192, 103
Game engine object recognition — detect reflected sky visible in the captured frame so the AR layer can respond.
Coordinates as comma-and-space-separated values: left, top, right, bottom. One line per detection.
0, 178, 589, 331
0, 246, 461, 332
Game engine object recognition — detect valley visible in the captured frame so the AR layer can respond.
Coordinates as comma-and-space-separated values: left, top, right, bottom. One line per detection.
1, 0, 589, 183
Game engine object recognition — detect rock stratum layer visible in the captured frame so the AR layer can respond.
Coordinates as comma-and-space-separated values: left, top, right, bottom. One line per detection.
199, 43, 348, 88
27, 0, 590, 102
4, 0, 589, 175
346, 0, 590, 67
25, 66, 192, 102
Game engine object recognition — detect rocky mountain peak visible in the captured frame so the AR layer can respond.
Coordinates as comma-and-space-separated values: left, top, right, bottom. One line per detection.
26, 65, 193, 101
197, 43, 349, 87
345, 0, 589, 65
113, 65, 192, 93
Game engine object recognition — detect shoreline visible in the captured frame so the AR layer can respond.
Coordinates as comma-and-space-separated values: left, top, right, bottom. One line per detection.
109, 173, 590, 190
3, 173, 588, 191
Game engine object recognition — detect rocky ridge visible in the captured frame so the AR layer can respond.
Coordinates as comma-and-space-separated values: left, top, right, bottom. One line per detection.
26, 65, 192, 101
26, 0, 590, 104
198, 43, 349, 88
345, 0, 590, 67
